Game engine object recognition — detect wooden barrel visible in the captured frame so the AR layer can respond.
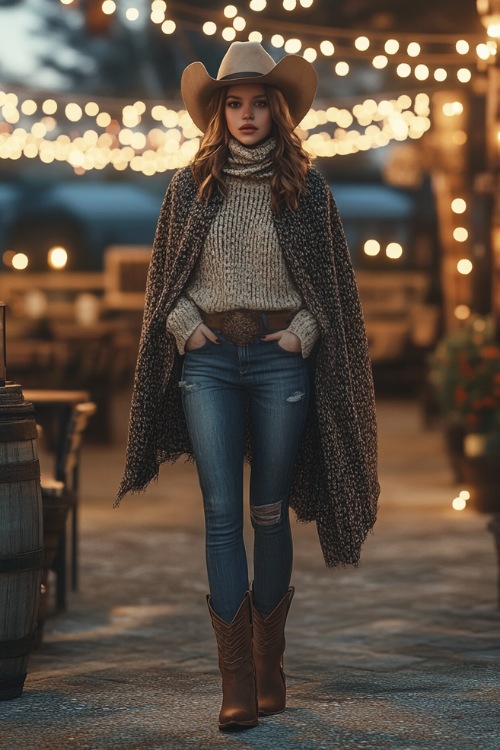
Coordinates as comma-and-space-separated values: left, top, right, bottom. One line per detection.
0, 383, 43, 701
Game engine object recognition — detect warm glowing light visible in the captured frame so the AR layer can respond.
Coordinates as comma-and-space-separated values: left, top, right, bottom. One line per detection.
284, 38, 302, 53
372, 55, 388, 69
85, 101, 99, 116
487, 23, 500, 37
125, 7, 139, 21
65, 103, 83, 122
162, 20, 176, 34
222, 26, 236, 41
442, 101, 463, 116
303, 48, 317, 62
300, 0, 314, 6
21, 99, 37, 116
250, 0, 267, 10
233, 16, 246, 31
453, 227, 468, 242
457, 258, 473, 274
364, 239, 381, 256
335, 61, 349, 76
457, 68, 472, 83
434, 68, 448, 81
42, 99, 57, 115
452, 198, 467, 214
476, 43, 491, 59
271, 34, 285, 47
460, 490, 471, 500
283, 0, 297, 9
415, 64, 429, 80
455, 304, 470, 320
397, 63, 411, 77
102, 0, 116, 13
12, 253, 28, 270
203, 21, 217, 35
407, 42, 421, 57
320, 40, 334, 56
452, 497, 466, 511
96, 112, 111, 127
354, 36, 370, 51
386, 242, 403, 259
248, 31, 263, 42
456, 39, 469, 54
48, 246, 68, 270
224, 4, 237, 17
384, 39, 399, 54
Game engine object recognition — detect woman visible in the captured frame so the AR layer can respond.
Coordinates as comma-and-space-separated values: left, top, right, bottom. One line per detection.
117, 41, 379, 730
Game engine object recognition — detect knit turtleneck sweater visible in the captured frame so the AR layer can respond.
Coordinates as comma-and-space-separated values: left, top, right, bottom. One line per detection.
166, 138, 319, 356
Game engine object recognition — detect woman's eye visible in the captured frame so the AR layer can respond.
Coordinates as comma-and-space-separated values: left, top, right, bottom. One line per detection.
227, 101, 240, 108
255, 100, 267, 107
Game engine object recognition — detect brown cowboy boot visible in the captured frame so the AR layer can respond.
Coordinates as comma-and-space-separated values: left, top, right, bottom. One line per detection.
207, 592, 259, 730
251, 587, 294, 716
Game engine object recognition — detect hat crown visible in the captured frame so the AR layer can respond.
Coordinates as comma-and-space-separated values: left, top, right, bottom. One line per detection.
217, 41, 276, 81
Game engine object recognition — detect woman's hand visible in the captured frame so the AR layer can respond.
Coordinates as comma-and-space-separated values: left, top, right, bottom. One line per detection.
260, 330, 302, 353
185, 323, 219, 351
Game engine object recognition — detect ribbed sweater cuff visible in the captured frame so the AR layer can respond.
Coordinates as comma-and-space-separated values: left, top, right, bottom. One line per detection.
287, 309, 320, 358
165, 296, 202, 354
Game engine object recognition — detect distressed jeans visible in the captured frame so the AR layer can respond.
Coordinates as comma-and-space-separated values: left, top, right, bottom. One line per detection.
180, 331, 310, 622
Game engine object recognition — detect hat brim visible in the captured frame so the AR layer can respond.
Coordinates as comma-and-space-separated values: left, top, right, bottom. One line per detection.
181, 55, 317, 133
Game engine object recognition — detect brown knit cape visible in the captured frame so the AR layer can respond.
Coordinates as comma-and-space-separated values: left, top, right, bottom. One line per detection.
116, 165, 380, 567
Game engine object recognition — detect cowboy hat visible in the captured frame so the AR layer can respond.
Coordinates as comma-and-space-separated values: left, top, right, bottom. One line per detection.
181, 41, 317, 133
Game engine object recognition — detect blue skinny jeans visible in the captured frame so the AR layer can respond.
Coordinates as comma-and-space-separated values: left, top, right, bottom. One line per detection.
180, 330, 310, 622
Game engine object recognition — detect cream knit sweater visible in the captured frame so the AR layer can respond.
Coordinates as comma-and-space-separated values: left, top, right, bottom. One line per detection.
165, 138, 319, 357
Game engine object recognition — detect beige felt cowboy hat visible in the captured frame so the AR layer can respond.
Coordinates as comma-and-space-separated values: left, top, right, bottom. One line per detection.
181, 41, 317, 133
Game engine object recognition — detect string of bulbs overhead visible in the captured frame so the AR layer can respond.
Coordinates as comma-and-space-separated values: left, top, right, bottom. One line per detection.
0, 0, 491, 174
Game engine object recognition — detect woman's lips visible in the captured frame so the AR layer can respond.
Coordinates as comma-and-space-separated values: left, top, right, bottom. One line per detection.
239, 125, 257, 132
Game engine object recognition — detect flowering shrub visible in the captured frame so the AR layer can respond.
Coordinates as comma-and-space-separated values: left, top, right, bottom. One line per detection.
429, 315, 500, 436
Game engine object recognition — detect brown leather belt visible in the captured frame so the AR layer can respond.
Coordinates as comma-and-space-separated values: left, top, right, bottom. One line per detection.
201, 309, 295, 346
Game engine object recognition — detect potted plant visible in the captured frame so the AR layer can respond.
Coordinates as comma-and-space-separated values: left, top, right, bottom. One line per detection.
428, 314, 500, 512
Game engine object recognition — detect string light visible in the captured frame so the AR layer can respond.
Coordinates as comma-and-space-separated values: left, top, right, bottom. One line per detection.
354, 36, 370, 51
320, 40, 335, 56
203, 21, 217, 35
457, 258, 473, 274
0, 87, 432, 174
364, 240, 381, 256
250, 0, 267, 10
452, 198, 467, 213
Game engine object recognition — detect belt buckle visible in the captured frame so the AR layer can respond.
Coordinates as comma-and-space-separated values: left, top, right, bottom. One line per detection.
221, 310, 260, 346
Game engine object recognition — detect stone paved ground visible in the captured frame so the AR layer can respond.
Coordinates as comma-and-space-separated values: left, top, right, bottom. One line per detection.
1, 397, 499, 750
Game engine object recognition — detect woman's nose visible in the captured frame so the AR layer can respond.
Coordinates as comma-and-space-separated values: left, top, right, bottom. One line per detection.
243, 108, 254, 119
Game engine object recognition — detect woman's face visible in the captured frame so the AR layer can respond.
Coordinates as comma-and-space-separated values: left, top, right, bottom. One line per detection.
224, 83, 272, 147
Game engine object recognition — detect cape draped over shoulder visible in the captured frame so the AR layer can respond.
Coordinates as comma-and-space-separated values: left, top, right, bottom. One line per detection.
116, 166, 380, 567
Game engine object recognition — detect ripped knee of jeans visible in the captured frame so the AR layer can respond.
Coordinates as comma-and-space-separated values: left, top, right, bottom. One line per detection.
286, 390, 305, 403
250, 500, 283, 527
179, 380, 197, 392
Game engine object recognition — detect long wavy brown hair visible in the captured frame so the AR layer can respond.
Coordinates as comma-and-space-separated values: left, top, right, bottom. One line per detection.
191, 85, 311, 214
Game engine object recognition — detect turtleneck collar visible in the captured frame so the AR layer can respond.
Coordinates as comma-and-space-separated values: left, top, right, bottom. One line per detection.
224, 137, 275, 180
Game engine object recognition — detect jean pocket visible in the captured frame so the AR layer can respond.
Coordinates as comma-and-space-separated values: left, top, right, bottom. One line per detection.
270, 340, 302, 356
185, 338, 212, 354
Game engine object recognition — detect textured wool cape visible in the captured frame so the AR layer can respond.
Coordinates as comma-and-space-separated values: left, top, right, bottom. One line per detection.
117, 165, 380, 567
